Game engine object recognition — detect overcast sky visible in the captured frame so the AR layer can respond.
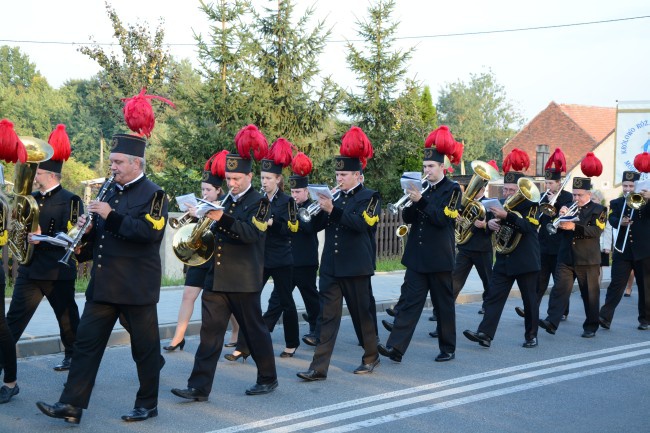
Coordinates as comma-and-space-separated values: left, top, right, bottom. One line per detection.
2, 0, 648, 121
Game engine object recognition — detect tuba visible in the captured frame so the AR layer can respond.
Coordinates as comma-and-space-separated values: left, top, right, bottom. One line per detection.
8, 136, 54, 265
455, 161, 502, 245
492, 177, 540, 255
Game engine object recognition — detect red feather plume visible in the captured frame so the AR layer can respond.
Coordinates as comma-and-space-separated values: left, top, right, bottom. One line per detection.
544, 148, 567, 173
0, 118, 27, 163
122, 88, 175, 138
487, 160, 500, 172
424, 125, 456, 156
340, 126, 373, 169
235, 124, 269, 161
210, 150, 229, 178
580, 152, 603, 177
449, 141, 464, 165
503, 148, 530, 173
633, 152, 650, 174
47, 124, 71, 162
291, 152, 313, 177
269, 137, 295, 168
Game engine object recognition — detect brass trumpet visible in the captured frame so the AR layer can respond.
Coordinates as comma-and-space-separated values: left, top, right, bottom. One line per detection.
298, 183, 342, 222
388, 176, 429, 215
169, 211, 194, 229
396, 224, 409, 238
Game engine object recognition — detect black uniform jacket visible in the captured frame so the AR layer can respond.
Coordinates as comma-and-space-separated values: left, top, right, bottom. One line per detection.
401, 176, 460, 273
208, 187, 267, 293
22, 186, 83, 281
290, 199, 319, 267
458, 196, 494, 253
264, 190, 293, 269
495, 199, 541, 276
538, 190, 573, 255
557, 200, 606, 266
83, 176, 168, 305
314, 183, 379, 278
609, 196, 650, 261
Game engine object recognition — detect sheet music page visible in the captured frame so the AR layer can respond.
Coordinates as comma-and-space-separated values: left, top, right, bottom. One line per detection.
307, 184, 333, 201
175, 193, 198, 212
194, 199, 225, 218
31, 234, 70, 247
400, 172, 422, 191
482, 199, 504, 212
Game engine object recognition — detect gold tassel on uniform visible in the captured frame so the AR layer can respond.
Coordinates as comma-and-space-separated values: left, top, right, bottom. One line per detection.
287, 220, 299, 232
67, 221, 74, 231
0, 230, 7, 247
253, 198, 271, 232
444, 207, 459, 218
363, 211, 379, 226
363, 195, 380, 226
146, 190, 166, 230
526, 216, 539, 226
146, 214, 166, 230
252, 217, 268, 232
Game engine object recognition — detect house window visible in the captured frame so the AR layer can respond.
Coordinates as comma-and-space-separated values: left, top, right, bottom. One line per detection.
536, 145, 550, 176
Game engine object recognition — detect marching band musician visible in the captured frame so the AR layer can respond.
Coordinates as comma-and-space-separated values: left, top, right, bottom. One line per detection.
287, 153, 321, 346
540, 152, 607, 338
599, 159, 650, 331
297, 126, 380, 381
171, 125, 279, 401
514, 149, 573, 320
7, 124, 82, 372
164, 150, 230, 352
36, 132, 169, 423
378, 126, 461, 363
464, 148, 541, 349
227, 137, 300, 360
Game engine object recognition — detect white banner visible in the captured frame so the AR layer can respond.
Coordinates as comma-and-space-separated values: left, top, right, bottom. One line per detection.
615, 101, 650, 183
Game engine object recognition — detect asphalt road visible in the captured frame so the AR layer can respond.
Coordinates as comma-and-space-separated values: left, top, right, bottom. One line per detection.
2, 291, 648, 433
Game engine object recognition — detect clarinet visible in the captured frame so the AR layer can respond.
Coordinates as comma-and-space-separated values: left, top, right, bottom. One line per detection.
59, 175, 116, 266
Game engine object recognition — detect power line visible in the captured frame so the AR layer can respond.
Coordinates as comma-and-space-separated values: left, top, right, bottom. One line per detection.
0, 14, 647, 47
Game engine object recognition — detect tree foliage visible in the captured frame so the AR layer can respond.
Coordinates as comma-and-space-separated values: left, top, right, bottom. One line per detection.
436, 69, 524, 168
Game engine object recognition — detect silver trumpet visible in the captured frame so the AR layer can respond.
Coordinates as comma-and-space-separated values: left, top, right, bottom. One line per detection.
298, 183, 342, 222
546, 201, 579, 234
388, 176, 429, 215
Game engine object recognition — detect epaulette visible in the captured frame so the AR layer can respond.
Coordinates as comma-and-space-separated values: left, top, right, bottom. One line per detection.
252, 197, 270, 232
145, 190, 166, 230
362, 194, 380, 226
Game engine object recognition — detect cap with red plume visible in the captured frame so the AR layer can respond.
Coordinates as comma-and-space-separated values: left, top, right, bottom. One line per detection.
449, 141, 464, 165
502, 148, 530, 184
543, 147, 566, 181
261, 137, 295, 174
338, 126, 373, 171
228, 124, 269, 173
202, 150, 229, 187
289, 152, 313, 189
122, 88, 175, 138
487, 160, 500, 172
0, 119, 27, 163
39, 124, 71, 173
633, 152, 650, 174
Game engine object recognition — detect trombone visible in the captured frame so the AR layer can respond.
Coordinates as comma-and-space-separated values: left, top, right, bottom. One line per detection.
546, 201, 579, 234
613, 192, 646, 253
387, 176, 429, 215
298, 183, 343, 222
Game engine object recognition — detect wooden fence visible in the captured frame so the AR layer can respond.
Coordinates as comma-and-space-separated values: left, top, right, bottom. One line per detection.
375, 208, 405, 259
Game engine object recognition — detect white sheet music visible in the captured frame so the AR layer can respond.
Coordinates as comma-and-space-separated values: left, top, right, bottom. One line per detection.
400, 172, 422, 191
307, 184, 333, 201
31, 232, 74, 247
175, 193, 198, 212
194, 199, 225, 218
482, 199, 504, 212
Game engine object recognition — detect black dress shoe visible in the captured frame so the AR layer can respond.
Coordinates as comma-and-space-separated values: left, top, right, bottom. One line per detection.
245, 380, 278, 395
462, 330, 492, 347
514, 307, 525, 318
224, 341, 237, 348
435, 352, 455, 362
224, 351, 250, 362
353, 357, 380, 374
36, 401, 82, 424
429, 330, 439, 338
381, 319, 393, 332
302, 334, 319, 347
599, 317, 611, 329
163, 339, 185, 351
280, 347, 298, 358
377, 344, 402, 362
302, 313, 309, 321
539, 319, 557, 335
386, 307, 396, 317
522, 338, 538, 348
297, 369, 327, 381
121, 406, 158, 421
624, 293, 631, 297
639, 323, 649, 331
171, 387, 209, 402
429, 312, 437, 321
581, 331, 596, 338
478, 308, 485, 315
53, 356, 72, 371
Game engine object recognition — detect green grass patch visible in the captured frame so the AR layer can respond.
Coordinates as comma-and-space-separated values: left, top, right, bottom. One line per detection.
376, 257, 405, 272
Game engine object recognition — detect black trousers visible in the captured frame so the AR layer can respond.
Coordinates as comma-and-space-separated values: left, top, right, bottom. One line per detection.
452, 248, 493, 301
536, 253, 569, 315
309, 273, 378, 375
7, 271, 79, 357
350, 281, 379, 346
600, 254, 649, 325
0, 270, 17, 384
478, 261, 538, 341
238, 266, 299, 352
60, 301, 160, 409
290, 265, 320, 333
188, 291, 277, 395
546, 263, 600, 332
387, 269, 456, 355
389, 280, 436, 318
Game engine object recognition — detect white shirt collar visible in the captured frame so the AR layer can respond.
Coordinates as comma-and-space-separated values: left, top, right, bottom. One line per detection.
116, 173, 144, 190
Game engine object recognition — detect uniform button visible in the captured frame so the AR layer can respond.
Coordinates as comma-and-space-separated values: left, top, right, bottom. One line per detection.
39, 204, 43, 207
97, 264, 102, 268
99, 245, 103, 248
218, 246, 222, 250
101, 235, 105, 239
335, 250, 338, 253
334, 243, 338, 246
217, 262, 221, 265
98, 255, 102, 259
114, 200, 119, 203
334, 235, 338, 238
419, 242, 422, 245
217, 254, 221, 257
